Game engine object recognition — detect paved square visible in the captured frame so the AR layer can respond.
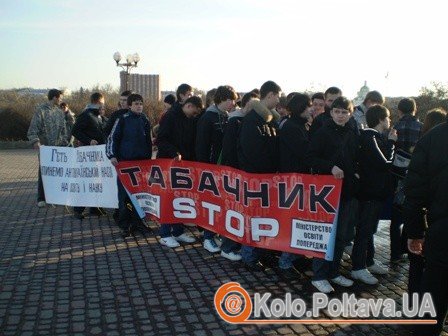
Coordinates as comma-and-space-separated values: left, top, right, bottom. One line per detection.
0, 149, 446, 335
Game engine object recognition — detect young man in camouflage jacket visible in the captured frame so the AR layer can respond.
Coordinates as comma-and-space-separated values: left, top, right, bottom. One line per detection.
27, 89, 70, 207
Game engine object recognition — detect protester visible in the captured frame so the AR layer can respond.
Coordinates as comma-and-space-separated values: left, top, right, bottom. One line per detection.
163, 94, 176, 112
106, 94, 153, 237
238, 80, 281, 271
104, 90, 133, 137
306, 96, 359, 293
352, 90, 385, 130
310, 92, 325, 119
27, 89, 70, 207
277, 93, 312, 278
219, 90, 259, 261
351, 105, 396, 285
403, 117, 448, 336
390, 98, 422, 263
156, 96, 203, 248
406, 108, 446, 298
60, 102, 75, 146
71, 92, 107, 219
309, 86, 342, 137
196, 85, 238, 253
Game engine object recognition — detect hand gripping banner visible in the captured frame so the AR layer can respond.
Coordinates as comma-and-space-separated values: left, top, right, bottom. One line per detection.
117, 159, 342, 260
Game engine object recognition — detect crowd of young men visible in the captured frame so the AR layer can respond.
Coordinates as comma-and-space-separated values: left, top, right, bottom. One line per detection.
28, 83, 447, 335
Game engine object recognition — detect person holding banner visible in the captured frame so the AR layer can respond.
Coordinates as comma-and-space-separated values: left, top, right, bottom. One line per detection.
238, 81, 281, 271
307, 96, 360, 293
106, 93, 153, 237
27, 88, 70, 208
278, 92, 312, 278
219, 91, 259, 261
195, 85, 238, 253
71, 92, 107, 219
156, 95, 204, 248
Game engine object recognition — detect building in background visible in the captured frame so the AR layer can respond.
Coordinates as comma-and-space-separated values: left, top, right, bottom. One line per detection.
120, 71, 160, 101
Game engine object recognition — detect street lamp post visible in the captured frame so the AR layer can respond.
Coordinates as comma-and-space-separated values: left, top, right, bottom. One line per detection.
113, 52, 140, 91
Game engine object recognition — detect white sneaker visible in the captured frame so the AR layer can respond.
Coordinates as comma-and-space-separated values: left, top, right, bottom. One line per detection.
204, 239, 221, 253
160, 236, 180, 248
311, 280, 334, 293
221, 251, 242, 261
214, 236, 223, 247
174, 233, 195, 243
37, 201, 46, 208
351, 269, 378, 285
330, 275, 354, 287
368, 261, 388, 275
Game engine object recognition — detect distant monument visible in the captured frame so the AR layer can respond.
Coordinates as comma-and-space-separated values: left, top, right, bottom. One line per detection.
353, 81, 369, 106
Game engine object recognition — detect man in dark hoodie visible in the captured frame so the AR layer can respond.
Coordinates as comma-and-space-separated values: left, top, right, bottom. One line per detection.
351, 105, 396, 285
156, 96, 203, 248
403, 119, 448, 336
306, 96, 360, 293
238, 80, 281, 271
196, 85, 238, 254
71, 92, 107, 219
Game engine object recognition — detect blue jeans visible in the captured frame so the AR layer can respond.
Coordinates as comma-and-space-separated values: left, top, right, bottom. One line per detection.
159, 224, 184, 238
241, 246, 261, 264
279, 253, 297, 269
221, 237, 240, 253
313, 198, 359, 281
351, 200, 383, 270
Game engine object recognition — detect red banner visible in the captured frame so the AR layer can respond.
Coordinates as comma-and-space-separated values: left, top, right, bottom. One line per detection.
117, 159, 342, 260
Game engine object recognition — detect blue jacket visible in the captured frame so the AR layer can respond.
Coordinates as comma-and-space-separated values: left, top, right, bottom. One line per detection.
106, 111, 152, 161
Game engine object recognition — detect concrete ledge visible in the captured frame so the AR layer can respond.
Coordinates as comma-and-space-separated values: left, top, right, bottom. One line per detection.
0, 141, 31, 150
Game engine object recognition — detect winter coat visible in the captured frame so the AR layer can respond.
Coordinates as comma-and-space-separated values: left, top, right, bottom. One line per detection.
403, 121, 448, 267
279, 115, 310, 173
72, 105, 106, 146
358, 128, 395, 201
106, 111, 152, 161
195, 104, 228, 163
306, 119, 360, 200
238, 101, 280, 173
156, 103, 198, 160
27, 103, 69, 146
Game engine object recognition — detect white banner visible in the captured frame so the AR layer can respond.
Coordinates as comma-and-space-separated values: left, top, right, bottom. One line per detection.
39, 145, 118, 208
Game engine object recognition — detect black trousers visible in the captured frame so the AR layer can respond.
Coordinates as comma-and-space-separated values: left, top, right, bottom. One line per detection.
414, 261, 448, 336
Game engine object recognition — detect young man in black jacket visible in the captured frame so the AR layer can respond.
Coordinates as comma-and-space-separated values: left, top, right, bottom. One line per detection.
219, 91, 259, 261
71, 92, 107, 219
351, 105, 396, 285
156, 96, 203, 248
403, 120, 448, 336
306, 96, 360, 293
195, 85, 238, 254
238, 81, 281, 271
